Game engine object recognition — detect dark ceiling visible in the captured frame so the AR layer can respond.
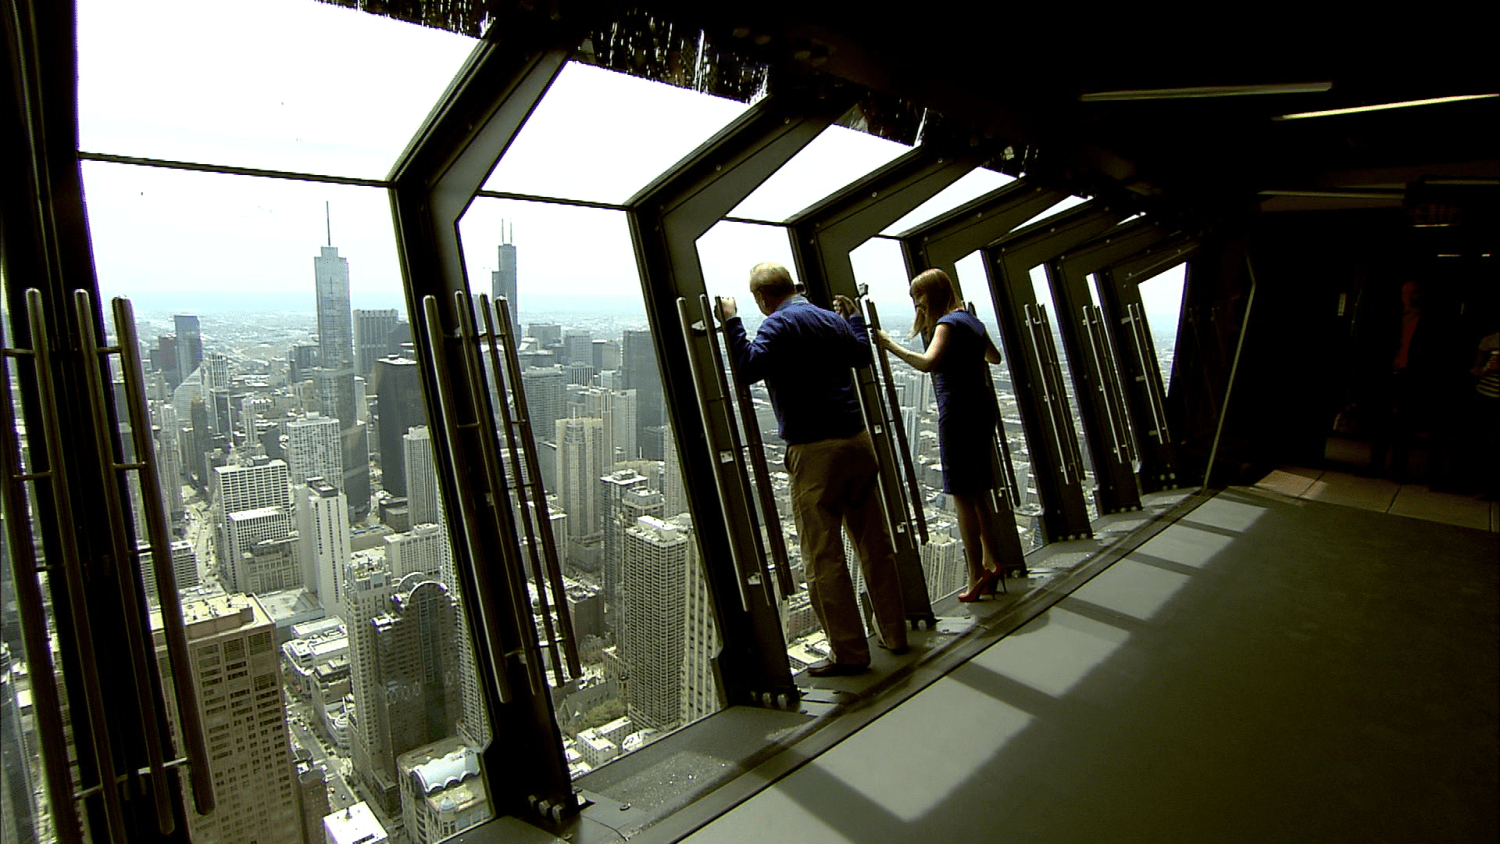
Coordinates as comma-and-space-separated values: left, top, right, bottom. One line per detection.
338, 1, 1498, 226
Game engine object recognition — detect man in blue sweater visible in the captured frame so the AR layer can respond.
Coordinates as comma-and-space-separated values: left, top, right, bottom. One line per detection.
718, 262, 908, 676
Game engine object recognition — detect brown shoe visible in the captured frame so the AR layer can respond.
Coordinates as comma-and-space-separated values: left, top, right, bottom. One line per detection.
806, 660, 870, 677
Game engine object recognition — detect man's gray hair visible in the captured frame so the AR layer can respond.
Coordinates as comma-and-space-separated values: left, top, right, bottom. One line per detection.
749, 262, 796, 298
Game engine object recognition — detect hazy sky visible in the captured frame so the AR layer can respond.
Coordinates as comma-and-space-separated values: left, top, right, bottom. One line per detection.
74, 0, 1184, 337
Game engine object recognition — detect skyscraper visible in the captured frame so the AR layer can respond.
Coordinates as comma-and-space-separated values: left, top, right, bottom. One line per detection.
155, 594, 301, 844
286, 413, 343, 487
556, 416, 605, 543
173, 314, 202, 388
404, 426, 442, 526
314, 245, 353, 373
372, 357, 423, 496
212, 457, 291, 590
490, 222, 518, 335
299, 478, 351, 617
620, 515, 689, 731
348, 570, 462, 814
353, 308, 400, 380
621, 330, 665, 460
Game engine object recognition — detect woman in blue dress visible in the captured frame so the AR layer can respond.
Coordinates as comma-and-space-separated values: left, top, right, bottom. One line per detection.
875, 269, 1006, 601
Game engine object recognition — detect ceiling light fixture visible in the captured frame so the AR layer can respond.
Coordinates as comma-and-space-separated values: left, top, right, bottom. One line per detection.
1079, 82, 1332, 102
1259, 189, 1405, 200
1274, 93, 1499, 120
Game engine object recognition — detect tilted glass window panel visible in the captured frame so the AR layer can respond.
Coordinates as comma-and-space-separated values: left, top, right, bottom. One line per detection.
460, 197, 722, 778
851, 238, 915, 337
1028, 263, 1098, 522
1014, 194, 1089, 232
1135, 264, 1187, 393
954, 252, 1042, 547
76, 0, 476, 178
80, 160, 491, 837
728, 126, 911, 223
697, 222, 798, 337
880, 168, 1017, 236
481, 61, 750, 204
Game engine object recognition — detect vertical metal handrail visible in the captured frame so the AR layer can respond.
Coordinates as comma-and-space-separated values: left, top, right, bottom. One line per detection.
110, 297, 215, 815
707, 296, 793, 596
24, 291, 129, 844
1082, 305, 1136, 463
1024, 303, 1075, 484
494, 296, 580, 678
0, 317, 85, 844
863, 300, 930, 545
421, 296, 517, 705
72, 291, 175, 834
675, 297, 752, 611
967, 302, 1023, 512
447, 292, 545, 698
1126, 303, 1171, 444
478, 294, 580, 681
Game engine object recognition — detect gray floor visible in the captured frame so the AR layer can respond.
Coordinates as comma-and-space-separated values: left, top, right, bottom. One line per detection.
680, 484, 1500, 844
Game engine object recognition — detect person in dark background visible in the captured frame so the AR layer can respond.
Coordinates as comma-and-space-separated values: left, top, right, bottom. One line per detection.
1367, 281, 1457, 483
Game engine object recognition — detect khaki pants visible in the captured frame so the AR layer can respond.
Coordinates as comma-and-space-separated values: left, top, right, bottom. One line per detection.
786, 431, 907, 664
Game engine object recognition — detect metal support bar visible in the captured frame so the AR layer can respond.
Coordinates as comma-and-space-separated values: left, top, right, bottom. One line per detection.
454, 293, 563, 688
0, 312, 83, 844
1126, 303, 1171, 444
864, 300, 929, 544
481, 294, 581, 680
421, 296, 517, 706
109, 297, 215, 816
709, 296, 794, 597
676, 297, 755, 612
1025, 304, 1075, 485
23, 290, 129, 844
72, 290, 175, 835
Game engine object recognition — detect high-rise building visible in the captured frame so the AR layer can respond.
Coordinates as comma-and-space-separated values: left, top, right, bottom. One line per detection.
592, 338, 620, 374
353, 308, 400, 380
298, 479, 351, 617
240, 534, 302, 595
385, 523, 451, 583
314, 245, 353, 372
397, 739, 492, 844
154, 594, 300, 844
599, 470, 659, 619
0, 642, 40, 844
371, 357, 423, 496
621, 330, 665, 459
678, 514, 721, 727
662, 424, 688, 519
348, 568, 462, 814
286, 413, 343, 487
173, 314, 202, 388
556, 416, 606, 543
404, 426, 442, 526
490, 223, 518, 335
620, 515, 689, 731
521, 366, 567, 446
561, 328, 592, 365
225, 507, 294, 592
213, 457, 291, 589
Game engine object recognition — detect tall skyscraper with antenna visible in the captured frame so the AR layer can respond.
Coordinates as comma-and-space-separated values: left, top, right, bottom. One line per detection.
313, 204, 370, 519
491, 221, 519, 334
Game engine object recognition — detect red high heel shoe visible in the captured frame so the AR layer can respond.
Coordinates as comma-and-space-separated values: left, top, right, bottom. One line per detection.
957, 568, 1000, 602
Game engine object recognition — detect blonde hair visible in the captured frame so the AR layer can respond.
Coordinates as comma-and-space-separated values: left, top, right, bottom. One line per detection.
907, 268, 960, 340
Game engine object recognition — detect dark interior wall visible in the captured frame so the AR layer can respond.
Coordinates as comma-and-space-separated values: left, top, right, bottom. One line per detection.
1212, 208, 1496, 483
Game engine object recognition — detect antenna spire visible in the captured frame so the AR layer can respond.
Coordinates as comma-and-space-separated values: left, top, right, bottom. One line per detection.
325, 201, 331, 246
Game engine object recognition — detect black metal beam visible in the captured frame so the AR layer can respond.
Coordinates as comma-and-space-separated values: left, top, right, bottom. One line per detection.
387, 11, 587, 823
627, 77, 859, 704
984, 201, 1133, 535
1062, 229, 1198, 492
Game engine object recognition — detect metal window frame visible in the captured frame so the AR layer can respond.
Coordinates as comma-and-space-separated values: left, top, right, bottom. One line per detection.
982, 200, 1135, 536
1064, 232, 1199, 491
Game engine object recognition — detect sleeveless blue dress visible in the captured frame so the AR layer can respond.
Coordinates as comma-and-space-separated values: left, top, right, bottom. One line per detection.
932, 310, 998, 494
